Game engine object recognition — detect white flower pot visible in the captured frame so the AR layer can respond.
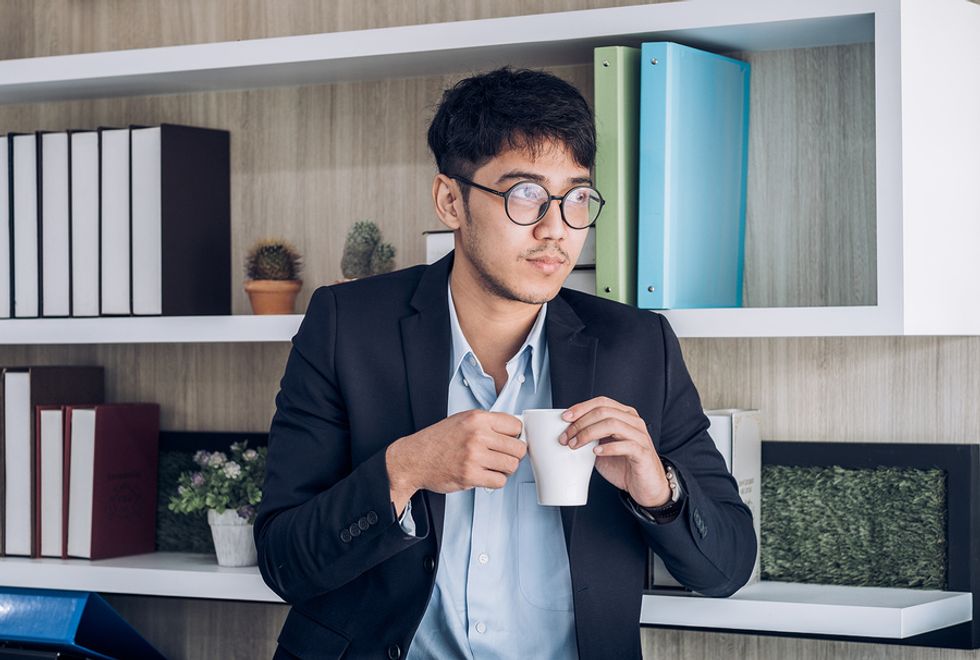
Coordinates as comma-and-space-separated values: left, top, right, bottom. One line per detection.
208, 509, 257, 567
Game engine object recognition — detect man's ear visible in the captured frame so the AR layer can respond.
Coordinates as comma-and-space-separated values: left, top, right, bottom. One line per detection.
432, 174, 464, 230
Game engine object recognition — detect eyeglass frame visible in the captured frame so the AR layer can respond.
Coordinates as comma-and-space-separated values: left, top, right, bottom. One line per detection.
446, 174, 605, 229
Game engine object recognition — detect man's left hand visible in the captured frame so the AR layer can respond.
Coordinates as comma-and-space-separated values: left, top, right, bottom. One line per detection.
559, 396, 671, 508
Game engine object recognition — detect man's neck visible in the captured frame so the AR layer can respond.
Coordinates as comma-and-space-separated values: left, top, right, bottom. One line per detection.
449, 266, 541, 378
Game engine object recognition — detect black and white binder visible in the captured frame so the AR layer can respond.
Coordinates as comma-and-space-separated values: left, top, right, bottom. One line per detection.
11, 133, 39, 318
69, 130, 99, 317
130, 124, 230, 316
98, 127, 130, 316
40, 132, 70, 318
0, 136, 10, 319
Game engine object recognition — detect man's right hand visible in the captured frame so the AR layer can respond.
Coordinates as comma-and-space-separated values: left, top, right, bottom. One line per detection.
385, 410, 527, 517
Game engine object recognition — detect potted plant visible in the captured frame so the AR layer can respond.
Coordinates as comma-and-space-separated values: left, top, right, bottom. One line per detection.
168, 441, 267, 567
244, 239, 303, 314
337, 221, 396, 283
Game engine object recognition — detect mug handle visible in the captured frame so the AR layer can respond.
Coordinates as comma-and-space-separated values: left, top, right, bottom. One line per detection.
515, 413, 526, 443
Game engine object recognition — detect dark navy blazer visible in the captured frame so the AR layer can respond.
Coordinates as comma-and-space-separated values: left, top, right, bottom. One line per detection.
255, 251, 757, 660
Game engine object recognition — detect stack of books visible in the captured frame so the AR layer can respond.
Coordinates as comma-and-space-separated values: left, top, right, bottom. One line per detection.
0, 124, 231, 319
0, 365, 160, 560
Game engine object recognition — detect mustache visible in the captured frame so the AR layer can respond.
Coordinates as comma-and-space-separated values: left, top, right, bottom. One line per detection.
524, 247, 569, 262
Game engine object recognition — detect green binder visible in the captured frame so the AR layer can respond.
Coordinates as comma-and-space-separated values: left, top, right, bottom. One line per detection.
594, 46, 640, 306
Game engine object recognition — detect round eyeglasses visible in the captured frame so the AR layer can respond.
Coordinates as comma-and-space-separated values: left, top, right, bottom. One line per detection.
448, 174, 605, 229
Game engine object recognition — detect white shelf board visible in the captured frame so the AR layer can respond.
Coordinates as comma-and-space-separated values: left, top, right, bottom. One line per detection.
0, 552, 283, 603
0, 314, 302, 344
0, 0, 876, 104
660, 305, 903, 338
642, 581, 973, 639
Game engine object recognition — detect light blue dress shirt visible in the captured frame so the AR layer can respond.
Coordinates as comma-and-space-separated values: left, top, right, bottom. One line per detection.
403, 280, 578, 659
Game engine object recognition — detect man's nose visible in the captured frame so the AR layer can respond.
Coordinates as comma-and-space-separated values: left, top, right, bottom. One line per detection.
532, 198, 568, 241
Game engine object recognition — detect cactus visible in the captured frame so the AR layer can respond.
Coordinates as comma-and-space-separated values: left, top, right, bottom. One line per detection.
341, 221, 397, 279
370, 242, 396, 276
244, 239, 303, 281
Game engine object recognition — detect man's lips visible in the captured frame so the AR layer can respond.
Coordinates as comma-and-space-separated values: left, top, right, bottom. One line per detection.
527, 256, 566, 273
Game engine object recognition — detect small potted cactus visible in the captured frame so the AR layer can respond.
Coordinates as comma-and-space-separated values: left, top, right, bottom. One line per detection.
338, 221, 397, 283
243, 239, 303, 314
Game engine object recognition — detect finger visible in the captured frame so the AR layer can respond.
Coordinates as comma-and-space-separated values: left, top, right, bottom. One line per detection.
565, 418, 647, 450
475, 469, 509, 490
589, 437, 649, 463
559, 406, 646, 445
481, 448, 522, 476
487, 432, 529, 460
561, 396, 638, 425
485, 411, 524, 437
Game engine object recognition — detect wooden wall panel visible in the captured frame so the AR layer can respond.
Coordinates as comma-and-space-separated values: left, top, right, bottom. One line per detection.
735, 44, 877, 308
3, 2, 978, 660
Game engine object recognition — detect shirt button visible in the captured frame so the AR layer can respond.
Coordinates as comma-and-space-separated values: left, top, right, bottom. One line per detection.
518, 375, 526, 384
462, 378, 470, 388
475, 622, 487, 634
484, 487, 494, 493
468, 356, 477, 366
478, 553, 489, 564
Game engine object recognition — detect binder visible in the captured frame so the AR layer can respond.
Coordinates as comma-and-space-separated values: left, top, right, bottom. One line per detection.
0, 587, 164, 659
130, 124, 231, 316
637, 42, 750, 310
40, 132, 71, 318
0, 366, 104, 557
64, 403, 159, 560
69, 130, 99, 318
11, 133, 39, 318
594, 46, 641, 306
98, 127, 130, 316
1, 135, 10, 318
35, 406, 65, 558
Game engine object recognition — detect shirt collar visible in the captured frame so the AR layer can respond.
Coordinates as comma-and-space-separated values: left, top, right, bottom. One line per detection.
447, 277, 548, 387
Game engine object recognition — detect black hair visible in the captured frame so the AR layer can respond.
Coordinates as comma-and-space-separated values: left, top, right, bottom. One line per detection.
427, 66, 596, 188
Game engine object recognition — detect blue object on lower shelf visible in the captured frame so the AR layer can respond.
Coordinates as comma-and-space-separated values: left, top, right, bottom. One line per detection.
0, 588, 164, 660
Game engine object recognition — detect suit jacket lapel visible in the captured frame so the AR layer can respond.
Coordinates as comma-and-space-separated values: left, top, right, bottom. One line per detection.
400, 252, 453, 549
546, 294, 598, 554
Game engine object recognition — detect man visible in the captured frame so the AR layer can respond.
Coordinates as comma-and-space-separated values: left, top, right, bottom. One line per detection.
256, 67, 756, 660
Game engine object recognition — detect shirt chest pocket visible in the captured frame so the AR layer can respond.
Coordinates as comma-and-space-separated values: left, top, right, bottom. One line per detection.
516, 482, 574, 612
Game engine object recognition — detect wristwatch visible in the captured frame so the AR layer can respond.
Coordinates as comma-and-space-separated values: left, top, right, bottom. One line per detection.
622, 459, 684, 524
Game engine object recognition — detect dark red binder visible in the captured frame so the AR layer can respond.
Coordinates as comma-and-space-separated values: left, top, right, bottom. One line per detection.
62, 403, 160, 560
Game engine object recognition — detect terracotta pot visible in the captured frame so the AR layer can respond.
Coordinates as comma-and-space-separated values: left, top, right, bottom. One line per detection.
207, 509, 257, 567
244, 279, 302, 314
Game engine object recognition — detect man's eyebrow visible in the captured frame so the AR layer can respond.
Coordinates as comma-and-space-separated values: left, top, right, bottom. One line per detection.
493, 171, 594, 187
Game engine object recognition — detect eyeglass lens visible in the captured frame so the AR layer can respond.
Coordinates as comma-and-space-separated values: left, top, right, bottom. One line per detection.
505, 182, 602, 228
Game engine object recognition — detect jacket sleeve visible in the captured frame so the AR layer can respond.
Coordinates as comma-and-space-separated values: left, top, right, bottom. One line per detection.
624, 313, 758, 597
254, 286, 430, 606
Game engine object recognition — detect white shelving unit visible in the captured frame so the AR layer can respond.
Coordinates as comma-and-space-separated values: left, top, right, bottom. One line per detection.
0, 553, 969, 639
642, 582, 973, 640
0, 314, 302, 344
0, 0, 977, 338
0, 553, 282, 602
0, 0, 975, 641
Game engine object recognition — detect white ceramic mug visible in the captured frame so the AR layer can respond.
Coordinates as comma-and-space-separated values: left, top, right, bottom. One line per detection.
516, 408, 598, 506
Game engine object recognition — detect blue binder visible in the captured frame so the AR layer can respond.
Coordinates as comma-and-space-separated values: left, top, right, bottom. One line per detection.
0, 588, 164, 659
637, 42, 750, 309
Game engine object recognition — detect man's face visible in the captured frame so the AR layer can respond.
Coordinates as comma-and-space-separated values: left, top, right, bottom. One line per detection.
451, 141, 592, 306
